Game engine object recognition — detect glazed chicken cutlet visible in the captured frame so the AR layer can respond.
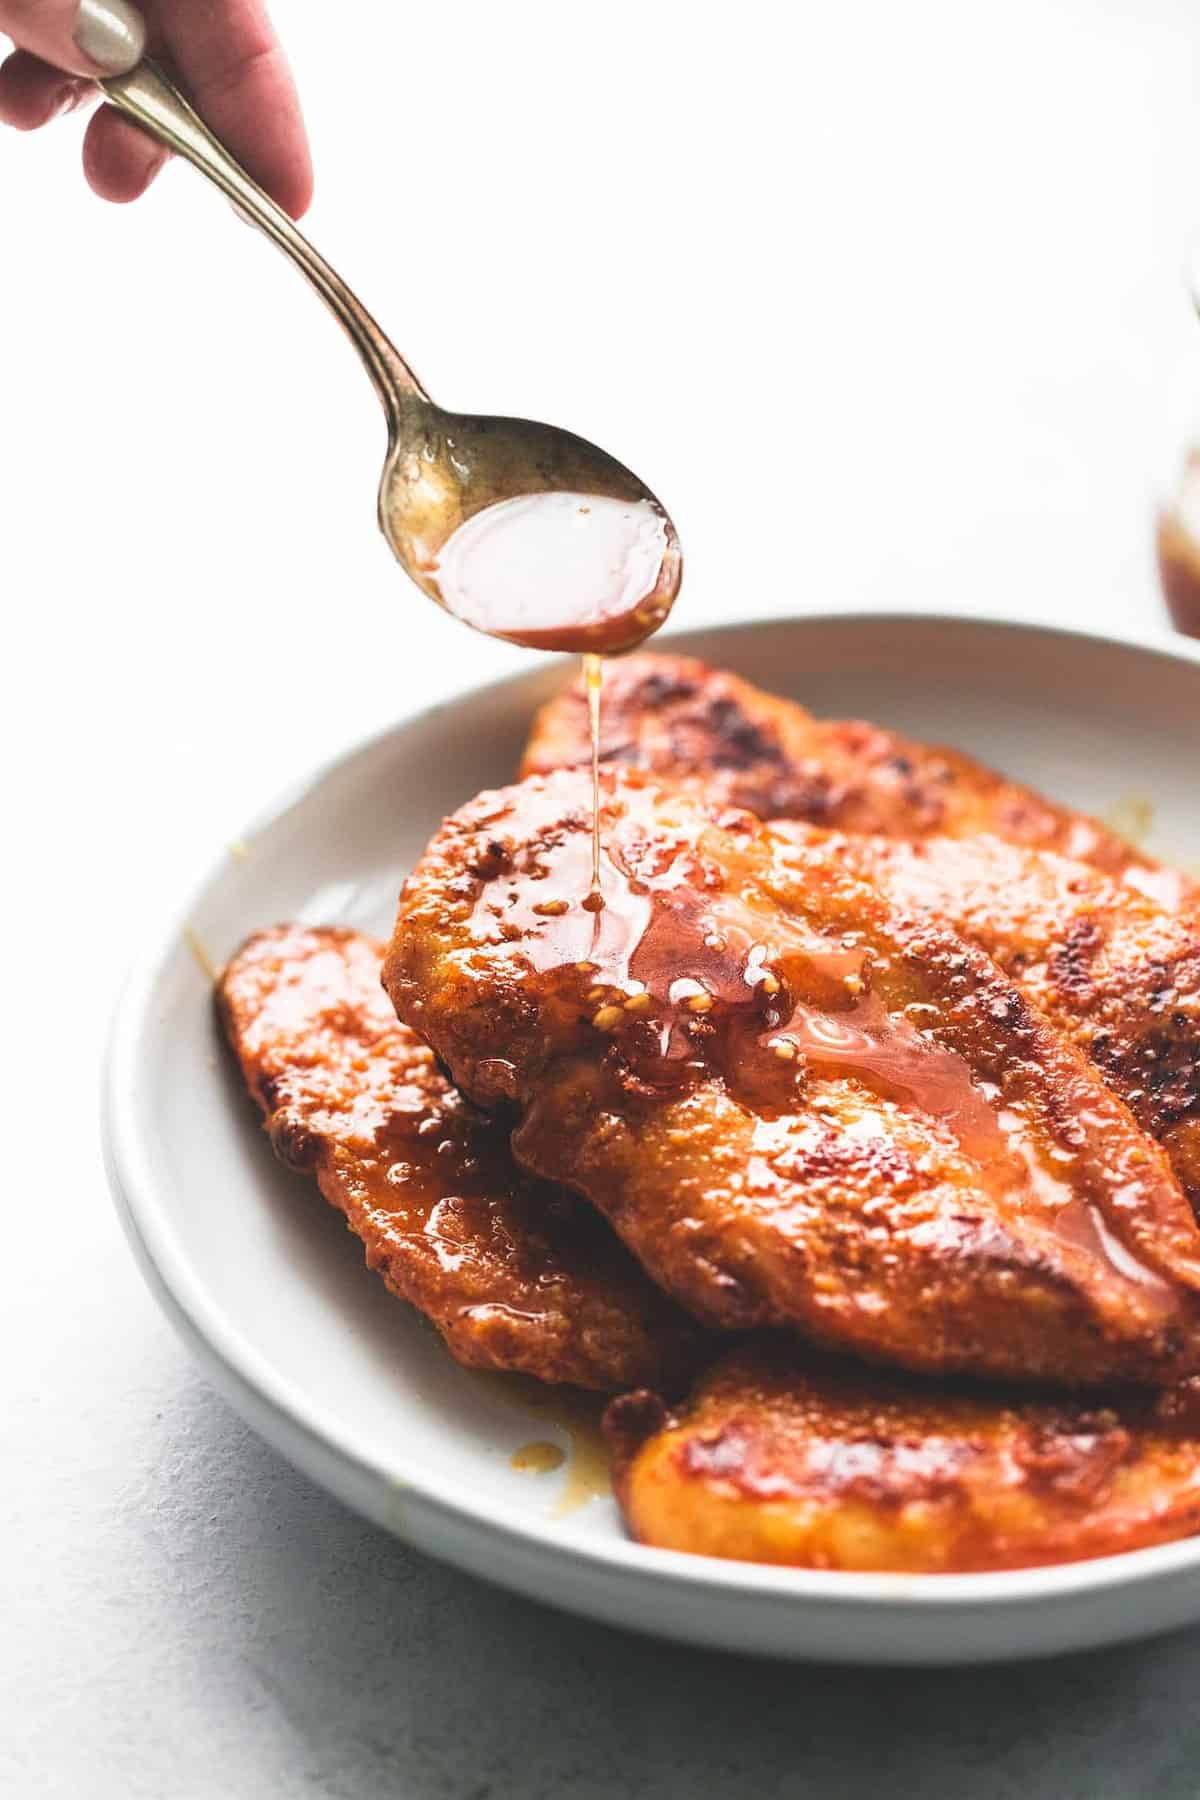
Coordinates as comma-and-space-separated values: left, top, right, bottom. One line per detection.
832, 833, 1200, 1204
606, 1338, 1200, 1573
527, 655, 1200, 1206
219, 925, 703, 1393
384, 768, 1200, 1387
522, 651, 1187, 898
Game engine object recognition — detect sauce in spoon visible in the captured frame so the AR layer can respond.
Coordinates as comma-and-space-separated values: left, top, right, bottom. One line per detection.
428, 491, 678, 655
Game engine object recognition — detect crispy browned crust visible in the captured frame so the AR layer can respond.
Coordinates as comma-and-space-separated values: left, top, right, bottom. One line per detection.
520, 652, 1175, 885
794, 831, 1200, 1208
217, 925, 705, 1393
605, 1337, 1200, 1573
525, 653, 1200, 1202
384, 768, 1200, 1387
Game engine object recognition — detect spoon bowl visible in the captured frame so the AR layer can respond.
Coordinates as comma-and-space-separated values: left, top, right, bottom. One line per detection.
380, 404, 681, 651
98, 55, 682, 656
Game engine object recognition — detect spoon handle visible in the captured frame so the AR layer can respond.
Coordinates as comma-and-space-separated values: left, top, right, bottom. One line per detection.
99, 59, 426, 423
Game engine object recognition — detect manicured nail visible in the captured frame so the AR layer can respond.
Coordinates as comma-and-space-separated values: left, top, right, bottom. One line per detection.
73, 0, 146, 75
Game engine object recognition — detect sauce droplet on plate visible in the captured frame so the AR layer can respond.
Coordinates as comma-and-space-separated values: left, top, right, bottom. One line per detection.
550, 1411, 613, 1518
482, 1374, 612, 1514
510, 1440, 566, 1475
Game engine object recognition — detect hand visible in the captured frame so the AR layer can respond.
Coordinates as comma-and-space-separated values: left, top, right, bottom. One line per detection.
0, 0, 312, 215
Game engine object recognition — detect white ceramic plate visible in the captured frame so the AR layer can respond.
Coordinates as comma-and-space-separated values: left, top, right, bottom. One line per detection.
104, 613, 1200, 1664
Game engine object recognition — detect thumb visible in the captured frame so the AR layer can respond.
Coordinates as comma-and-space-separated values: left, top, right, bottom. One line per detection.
1, 0, 145, 77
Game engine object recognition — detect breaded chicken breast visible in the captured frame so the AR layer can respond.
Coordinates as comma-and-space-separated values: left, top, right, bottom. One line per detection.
606, 1337, 1200, 1572
384, 769, 1200, 1386
219, 924, 704, 1393
521, 652, 1178, 890
776, 829, 1200, 1208
526, 655, 1200, 1202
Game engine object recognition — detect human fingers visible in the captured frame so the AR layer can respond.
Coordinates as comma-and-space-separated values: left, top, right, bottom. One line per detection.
0, 0, 143, 76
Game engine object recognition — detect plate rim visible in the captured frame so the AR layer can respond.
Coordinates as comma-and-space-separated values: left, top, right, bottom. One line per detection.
102, 607, 1200, 1622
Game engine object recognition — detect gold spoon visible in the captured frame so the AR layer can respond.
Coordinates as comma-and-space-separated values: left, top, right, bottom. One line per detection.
99, 56, 682, 655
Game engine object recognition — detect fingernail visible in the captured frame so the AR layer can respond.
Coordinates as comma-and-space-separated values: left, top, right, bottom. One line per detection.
73, 0, 146, 75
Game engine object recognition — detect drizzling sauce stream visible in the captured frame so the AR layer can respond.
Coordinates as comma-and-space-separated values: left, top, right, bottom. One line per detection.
583, 652, 604, 910
427, 488, 680, 906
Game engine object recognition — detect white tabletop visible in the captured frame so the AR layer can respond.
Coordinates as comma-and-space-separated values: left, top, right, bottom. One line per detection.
5, 2, 1200, 1793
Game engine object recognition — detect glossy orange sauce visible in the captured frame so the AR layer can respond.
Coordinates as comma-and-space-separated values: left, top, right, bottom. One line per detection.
468, 780, 1013, 1123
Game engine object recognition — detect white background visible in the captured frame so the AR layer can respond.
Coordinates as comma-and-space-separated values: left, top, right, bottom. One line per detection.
5, 1, 1200, 1794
